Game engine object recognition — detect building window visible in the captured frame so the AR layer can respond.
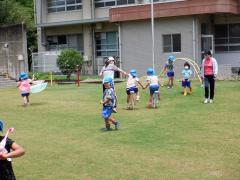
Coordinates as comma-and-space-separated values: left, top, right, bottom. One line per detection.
163, 34, 181, 53
47, 34, 83, 53
95, 32, 119, 57
94, 0, 135, 8
215, 23, 240, 52
47, 0, 82, 13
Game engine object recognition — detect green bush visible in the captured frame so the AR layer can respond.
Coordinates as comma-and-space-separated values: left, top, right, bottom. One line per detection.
57, 49, 83, 80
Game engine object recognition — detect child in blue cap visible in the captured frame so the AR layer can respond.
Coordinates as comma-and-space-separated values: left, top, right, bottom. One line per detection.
17, 72, 33, 106
0, 120, 25, 179
100, 77, 120, 131
144, 68, 160, 108
161, 55, 176, 88
125, 69, 144, 109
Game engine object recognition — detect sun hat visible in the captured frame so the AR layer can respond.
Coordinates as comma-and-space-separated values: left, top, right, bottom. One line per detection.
19, 72, 28, 80
130, 69, 137, 77
103, 76, 113, 84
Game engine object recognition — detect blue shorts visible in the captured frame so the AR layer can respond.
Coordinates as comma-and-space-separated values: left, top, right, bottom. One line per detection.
149, 85, 160, 95
182, 79, 191, 87
126, 87, 138, 95
102, 106, 113, 120
21, 93, 30, 97
167, 71, 174, 77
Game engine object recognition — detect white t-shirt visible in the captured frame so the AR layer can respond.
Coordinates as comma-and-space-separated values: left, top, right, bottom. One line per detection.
100, 64, 121, 83
126, 74, 139, 88
146, 75, 159, 86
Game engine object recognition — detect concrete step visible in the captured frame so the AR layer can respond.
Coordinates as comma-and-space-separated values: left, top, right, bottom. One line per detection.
0, 78, 17, 88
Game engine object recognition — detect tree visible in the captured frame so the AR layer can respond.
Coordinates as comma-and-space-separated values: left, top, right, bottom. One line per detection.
57, 49, 84, 80
0, 0, 37, 71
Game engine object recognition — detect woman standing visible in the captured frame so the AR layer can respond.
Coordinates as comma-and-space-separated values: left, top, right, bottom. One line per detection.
201, 51, 218, 104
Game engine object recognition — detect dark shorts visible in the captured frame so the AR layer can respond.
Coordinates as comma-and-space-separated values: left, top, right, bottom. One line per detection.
149, 85, 160, 95
21, 93, 30, 97
182, 79, 191, 87
167, 71, 174, 77
102, 106, 113, 120
126, 87, 138, 95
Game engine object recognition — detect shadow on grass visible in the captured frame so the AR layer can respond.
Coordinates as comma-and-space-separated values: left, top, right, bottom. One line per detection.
99, 127, 119, 133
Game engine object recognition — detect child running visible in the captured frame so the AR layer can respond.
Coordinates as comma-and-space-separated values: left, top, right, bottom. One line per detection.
0, 120, 25, 179
181, 62, 193, 96
17, 72, 33, 107
100, 77, 120, 131
162, 55, 176, 88
126, 69, 144, 109
144, 68, 160, 108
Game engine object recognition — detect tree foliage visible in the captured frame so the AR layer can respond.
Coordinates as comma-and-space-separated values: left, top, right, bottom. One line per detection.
0, 0, 37, 70
57, 49, 84, 80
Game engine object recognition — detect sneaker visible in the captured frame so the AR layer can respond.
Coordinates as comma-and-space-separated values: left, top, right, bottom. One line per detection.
167, 86, 170, 89
204, 99, 209, 104
113, 108, 117, 113
209, 99, 214, 104
115, 121, 120, 130
136, 95, 140, 101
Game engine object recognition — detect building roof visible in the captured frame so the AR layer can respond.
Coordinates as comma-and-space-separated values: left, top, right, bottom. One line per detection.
110, 0, 240, 22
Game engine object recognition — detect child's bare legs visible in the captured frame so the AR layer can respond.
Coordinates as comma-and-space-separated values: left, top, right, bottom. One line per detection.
23, 96, 27, 106
170, 77, 174, 87
147, 94, 153, 107
105, 117, 119, 130
136, 91, 140, 101
26, 96, 30, 105
167, 78, 171, 88
105, 119, 111, 130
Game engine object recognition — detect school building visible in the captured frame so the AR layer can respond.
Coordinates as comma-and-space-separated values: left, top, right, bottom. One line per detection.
35, 0, 240, 77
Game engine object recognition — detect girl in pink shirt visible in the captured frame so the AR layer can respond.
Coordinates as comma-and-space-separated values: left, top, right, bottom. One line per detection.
17, 72, 32, 106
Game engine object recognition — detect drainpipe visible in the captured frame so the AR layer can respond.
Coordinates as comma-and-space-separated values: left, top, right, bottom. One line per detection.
192, 16, 196, 61
91, 0, 95, 19
118, 23, 122, 70
192, 16, 197, 79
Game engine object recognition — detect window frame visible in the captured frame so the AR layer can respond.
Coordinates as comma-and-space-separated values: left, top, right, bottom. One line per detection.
47, 0, 82, 14
95, 31, 119, 58
162, 33, 181, 53
215, 23, 240, 53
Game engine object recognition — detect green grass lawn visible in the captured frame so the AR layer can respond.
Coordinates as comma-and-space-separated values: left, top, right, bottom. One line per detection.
0, 81, 240, 180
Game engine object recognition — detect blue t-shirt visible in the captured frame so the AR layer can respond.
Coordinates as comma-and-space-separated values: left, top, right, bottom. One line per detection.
103, 88, 115, 107
182, 69, 192, 79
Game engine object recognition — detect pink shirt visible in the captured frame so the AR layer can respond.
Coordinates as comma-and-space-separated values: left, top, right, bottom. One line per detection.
204, 58, 214, 75
18, 79, 31, 93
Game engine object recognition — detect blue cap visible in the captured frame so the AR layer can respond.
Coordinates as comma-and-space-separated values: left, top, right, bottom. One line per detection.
19, 72, 28, 80
103, 76, 113, 84
130, 69, 137, 77
168, 55, 176, 62
147, 68, 155, 76
0, 120, 3, 132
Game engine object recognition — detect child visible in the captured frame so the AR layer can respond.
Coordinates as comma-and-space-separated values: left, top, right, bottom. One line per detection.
144, 68, 160, 108
100, 77, 120, 131
162, 55, 175, 88
17, 72, 33, 106
0, 120, 25, 179
126, 69, 144, 109
181, 62, 193, 96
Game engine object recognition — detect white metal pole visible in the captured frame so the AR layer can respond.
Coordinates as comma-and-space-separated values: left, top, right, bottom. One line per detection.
151, 0, 155, 70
